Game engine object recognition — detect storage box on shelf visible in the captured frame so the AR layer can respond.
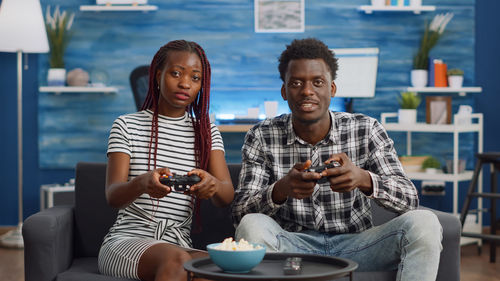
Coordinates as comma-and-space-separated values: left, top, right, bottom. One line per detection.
381, 112, 483, 246
40, 183, 75, 210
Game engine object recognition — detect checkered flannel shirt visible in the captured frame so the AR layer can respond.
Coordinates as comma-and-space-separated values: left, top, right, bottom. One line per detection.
231, 111, 418, 234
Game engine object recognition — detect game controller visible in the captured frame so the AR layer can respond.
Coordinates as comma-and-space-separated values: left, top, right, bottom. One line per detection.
307, 161, 341, 183
160, 174, 201, 192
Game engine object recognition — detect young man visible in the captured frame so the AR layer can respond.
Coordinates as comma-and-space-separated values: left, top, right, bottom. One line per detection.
231, 38, 442, 280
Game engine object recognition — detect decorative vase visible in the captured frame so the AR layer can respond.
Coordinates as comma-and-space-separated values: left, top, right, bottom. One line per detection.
67, 68, 90, 87
425, 168, 439, 174
398, 109, 417, 124
411, 69, 428, 87
448, 75, 463, 88
47, 68, 66, 86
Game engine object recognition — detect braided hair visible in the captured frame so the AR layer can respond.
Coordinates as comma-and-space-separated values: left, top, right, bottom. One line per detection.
141, 40, 212, 229
141, 40, 212, 172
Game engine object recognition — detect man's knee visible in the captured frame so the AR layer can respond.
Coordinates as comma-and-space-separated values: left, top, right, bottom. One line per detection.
236, 213, 270, 239
235, 213, 280, 249
404, 210, 443, 249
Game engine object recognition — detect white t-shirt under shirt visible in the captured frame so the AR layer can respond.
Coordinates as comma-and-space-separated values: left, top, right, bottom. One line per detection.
103, 109, 224, 248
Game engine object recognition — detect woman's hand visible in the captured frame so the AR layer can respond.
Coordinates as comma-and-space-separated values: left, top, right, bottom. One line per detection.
138, 167, 173, 198
186, 169, 219, 199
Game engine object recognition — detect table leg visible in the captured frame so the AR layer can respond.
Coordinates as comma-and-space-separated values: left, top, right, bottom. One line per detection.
350, 271, 353, 281
187, 271, 192, 281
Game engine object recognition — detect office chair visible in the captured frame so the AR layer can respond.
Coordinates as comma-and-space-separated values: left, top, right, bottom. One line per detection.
129, 65, 149, 110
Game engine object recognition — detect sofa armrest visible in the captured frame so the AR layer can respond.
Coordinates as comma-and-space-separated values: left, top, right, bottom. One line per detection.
23, 206, 75, 281
419, 207, 461, 281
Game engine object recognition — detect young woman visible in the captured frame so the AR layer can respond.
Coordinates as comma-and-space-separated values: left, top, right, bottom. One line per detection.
99, 40, 234, 281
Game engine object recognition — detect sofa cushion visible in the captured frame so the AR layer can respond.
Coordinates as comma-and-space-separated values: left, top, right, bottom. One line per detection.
57, 258, 133, 281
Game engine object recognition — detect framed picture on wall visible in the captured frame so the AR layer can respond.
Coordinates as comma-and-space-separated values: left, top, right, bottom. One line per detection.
254, 0, 305, 33
426, 96, 452, 124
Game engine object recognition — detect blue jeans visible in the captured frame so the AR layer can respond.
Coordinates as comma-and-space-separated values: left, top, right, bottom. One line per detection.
235, 210, 442, 281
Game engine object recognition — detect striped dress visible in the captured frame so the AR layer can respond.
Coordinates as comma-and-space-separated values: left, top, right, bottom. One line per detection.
98, 110, 224, 279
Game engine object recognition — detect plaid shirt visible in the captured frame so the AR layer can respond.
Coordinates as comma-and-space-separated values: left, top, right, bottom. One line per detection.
231, 111, 418, 234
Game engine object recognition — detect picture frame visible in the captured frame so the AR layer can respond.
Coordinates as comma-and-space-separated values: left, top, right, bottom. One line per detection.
426, 96, 452, 124
254, 0, 305, 33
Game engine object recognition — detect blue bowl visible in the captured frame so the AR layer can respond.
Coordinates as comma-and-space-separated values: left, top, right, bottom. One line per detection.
207, 242, 266, 273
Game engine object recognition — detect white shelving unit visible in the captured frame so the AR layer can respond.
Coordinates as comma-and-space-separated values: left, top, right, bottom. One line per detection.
407, 86, 483, 96
358, 5, 436, 14
381, 113, 483, 245
39, 86, 118, 94
80, 5, 158, 12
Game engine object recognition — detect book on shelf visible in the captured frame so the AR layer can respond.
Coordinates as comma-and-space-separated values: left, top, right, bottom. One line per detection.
389, 0, 410, 6
434, 60, 448, 87
428, 59, 448, 87
428, 57, 435, 87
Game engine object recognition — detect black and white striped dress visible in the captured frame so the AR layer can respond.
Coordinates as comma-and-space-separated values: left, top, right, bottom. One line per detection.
98, 110, 224, 279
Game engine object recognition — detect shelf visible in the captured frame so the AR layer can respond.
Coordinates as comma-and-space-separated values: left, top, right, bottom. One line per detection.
381, 111, 483, 220
381, 122, 482, 133
358, 5, 436, 14
406, 171, 474, 182
39, 86, 118, 94
381, 113, 483, 133
80, 5, 158, 12
407, 86, 482, 96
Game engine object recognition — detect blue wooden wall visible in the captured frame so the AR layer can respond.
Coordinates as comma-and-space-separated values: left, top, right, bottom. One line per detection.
38, 0, 477, 169
3, 0, 492, 225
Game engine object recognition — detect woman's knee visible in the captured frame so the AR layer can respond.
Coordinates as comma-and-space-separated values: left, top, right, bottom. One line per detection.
139, 243, 191, 281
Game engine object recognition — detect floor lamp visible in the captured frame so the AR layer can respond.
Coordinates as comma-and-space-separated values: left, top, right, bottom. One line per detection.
0, 0, 49, 248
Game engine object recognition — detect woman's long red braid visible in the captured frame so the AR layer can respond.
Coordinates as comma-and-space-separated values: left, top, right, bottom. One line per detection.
141, 40, 212, 229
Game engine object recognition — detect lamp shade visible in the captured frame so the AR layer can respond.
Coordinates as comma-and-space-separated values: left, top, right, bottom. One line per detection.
0, 0, 49, 53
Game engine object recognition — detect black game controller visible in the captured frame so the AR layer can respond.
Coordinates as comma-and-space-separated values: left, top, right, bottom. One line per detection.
307, 161, 341, 183
160, 174, 201, 192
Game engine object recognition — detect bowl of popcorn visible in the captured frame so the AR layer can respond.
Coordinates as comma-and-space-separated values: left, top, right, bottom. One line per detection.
206, 237, 266, 273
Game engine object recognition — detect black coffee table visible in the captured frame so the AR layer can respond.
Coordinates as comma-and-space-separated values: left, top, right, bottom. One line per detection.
184, 253, 358, 281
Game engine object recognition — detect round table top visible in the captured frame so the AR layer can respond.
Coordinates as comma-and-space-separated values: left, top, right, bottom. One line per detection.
184, 253, 358, 281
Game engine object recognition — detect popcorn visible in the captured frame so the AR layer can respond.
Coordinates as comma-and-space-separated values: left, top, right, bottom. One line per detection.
214, 237, 263, 251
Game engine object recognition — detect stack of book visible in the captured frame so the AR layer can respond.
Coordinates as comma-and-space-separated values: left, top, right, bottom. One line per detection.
385, 0, 411, 6
428, 58, 448, 87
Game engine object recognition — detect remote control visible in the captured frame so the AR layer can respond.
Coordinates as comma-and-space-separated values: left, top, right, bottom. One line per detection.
283, 257, 302, 275
159, 174, 201, 192
307, 161, 341, 183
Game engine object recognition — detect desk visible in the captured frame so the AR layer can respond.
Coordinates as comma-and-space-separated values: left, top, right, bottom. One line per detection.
184, 253, 358, 281
218, 124, 254, 133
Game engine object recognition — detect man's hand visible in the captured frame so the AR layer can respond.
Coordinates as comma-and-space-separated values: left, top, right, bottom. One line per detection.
321, 153, 373, 195
272, 160, 323, 204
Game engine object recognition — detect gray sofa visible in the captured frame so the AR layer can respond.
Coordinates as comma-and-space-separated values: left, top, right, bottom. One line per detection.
23, 162, 461, 281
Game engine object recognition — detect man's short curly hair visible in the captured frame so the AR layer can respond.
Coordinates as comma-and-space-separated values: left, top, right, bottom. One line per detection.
278, 38, 338, 82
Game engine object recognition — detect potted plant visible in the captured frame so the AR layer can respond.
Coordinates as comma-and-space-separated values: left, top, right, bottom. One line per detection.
411, 13, 454, 87
447, 68, 464, 88
421, 156, 442, 173
45, 5, 75, 86
397, 91, 421, 124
